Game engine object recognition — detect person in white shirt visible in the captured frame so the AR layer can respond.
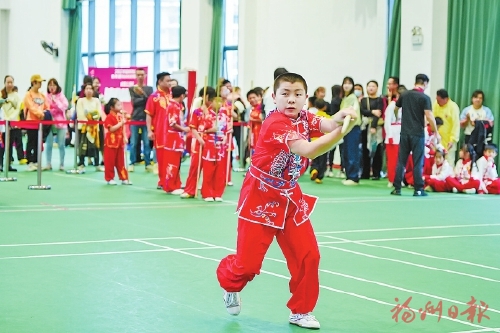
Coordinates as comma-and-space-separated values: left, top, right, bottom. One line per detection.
459, 90, 494, 143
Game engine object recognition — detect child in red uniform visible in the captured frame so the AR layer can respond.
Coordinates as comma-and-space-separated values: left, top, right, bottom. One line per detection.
163, 86, 189, 194
103, 98, 131, 185
472, 144, 500, 194
216, 73, 357, 329
180, 87, 217, 198
423, 146, 452, 192
445, 144, 480, 193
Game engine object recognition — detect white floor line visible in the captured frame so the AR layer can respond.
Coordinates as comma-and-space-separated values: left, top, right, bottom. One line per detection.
1, 201, 200, 209
52, 173, 159, 193
137, 238, 494, 332
0, 203, 235, 214
315, 223, 500, 235
316, 196, 488, 204
450, 328, 500, 333
317, 233, 500, 244
320, 235, 500, 271
0, 248, 172, 260
0, 236, 181, 247
175, 237, 500, 315
320, 245, 500, 283
0, 246, 220, 260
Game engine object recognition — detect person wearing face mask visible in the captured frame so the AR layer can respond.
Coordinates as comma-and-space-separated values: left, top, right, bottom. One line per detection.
354, 84, 364, 102
340, 77, 362, 185
391, 74, 441, 196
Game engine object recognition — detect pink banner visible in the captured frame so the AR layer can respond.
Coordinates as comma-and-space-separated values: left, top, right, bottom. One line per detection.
88, 67, 149, 115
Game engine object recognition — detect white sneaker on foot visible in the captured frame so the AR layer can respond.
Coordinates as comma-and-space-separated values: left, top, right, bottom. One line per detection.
289, 313, 320, 329
227, 182, 233, 186
214, 197, 223, 202
170, 189, 184, 195
223, 291, 241, 316
464, 188, 476, 194
122, 180, 132, 185
107, 180, 117, 185
204, 197, 214, 202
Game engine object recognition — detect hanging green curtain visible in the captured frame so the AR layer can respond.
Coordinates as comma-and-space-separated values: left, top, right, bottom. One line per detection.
445, 0, 500, 162
382, 0, 401, 94
62, 0, 77, 10
208, 0, 224, 88
62, 0, 82, 101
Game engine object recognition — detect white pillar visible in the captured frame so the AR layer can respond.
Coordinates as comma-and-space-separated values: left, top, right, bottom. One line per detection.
180, 0, 213, 85
0, 0, 10, 80
400, 0, 448, 97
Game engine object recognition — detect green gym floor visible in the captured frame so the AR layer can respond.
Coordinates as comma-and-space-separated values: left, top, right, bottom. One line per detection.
1, 148, 499, 333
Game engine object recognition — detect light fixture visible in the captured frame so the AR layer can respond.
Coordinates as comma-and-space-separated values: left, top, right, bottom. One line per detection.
41, 41, 59, 57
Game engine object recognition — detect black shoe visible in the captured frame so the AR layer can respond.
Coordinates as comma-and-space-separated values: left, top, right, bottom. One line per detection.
390, 189, 401, 196
371, 176, 380, 180
8, 167, 17, 172
157, 185, 163, 190
413, 190, 428, 197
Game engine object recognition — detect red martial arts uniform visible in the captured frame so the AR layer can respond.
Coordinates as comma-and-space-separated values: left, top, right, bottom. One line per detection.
249, 104, 263, 150
183, 107, 206, 197
163, 99, 184, 192
473, 156, 500, 194
445, 158, 480, 192
217, 109, 323, 314
200, 108, 230, 199
423, 160, 452, 192
145, 88, 170, 188
104, 111, 128, 181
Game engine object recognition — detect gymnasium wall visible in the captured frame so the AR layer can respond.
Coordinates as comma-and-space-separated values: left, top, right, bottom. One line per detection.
238, 0, 388, 99
0, 0, 68, 91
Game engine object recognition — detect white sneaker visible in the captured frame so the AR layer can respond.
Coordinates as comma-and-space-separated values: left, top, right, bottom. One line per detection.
180, 192, 194, 199
452, 187, 458, 193
128, 165, 134, 172
464, 188, 476, 194
342, 179, 358, 186
289, 313, 320, 329
326, 170, 334, 178
95, 166, 105, 172
214, 197, 223, 202
171, 189, 184, 195
27, 163, 37, 172
387, 182, 393, 188
122, 180, 132, 185
107, 180, 117, 185
204, 197, 214, 202
223, 291, 241, 316
227, 182, 234, 186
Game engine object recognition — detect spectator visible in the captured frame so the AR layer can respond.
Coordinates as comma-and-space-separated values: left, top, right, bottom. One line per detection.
459, 90, 494, 144
23, 74, 50, 171
433, 89, 460, 165
43, 78, 69, 171
391, 74, 440, 196
354, 84, 364, 102
327, 84, 343, 177
0, 75, 24, 169
360, 80, 383, 180
340, 76, 361, 185
128, 68, 153, 172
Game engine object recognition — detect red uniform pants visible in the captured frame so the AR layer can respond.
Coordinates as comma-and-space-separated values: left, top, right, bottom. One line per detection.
156, 148, 166, 188
445, 177, 480, 192
201, 158, 225, 198
424, 177, 451, 192
183, 150, 202, 196
104, 146, 128, 181
485, 179, 500, 194
216, 212, 320, 314
164, 149, 182, 192
385, 143, 399, 183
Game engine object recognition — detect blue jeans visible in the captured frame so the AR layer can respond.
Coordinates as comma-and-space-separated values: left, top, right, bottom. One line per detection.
46, 127, 67, 167
130, 124, 151, 165
342, 125, 361, 182
394, 134, 425, 191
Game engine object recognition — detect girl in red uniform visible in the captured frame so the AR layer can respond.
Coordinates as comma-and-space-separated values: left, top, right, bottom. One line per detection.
103, 98, 131, 185
216, 73, 357, 329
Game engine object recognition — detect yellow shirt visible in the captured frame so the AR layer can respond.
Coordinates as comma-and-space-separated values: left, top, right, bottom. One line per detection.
432, 99, 460, 147
340, 93, 361, 126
